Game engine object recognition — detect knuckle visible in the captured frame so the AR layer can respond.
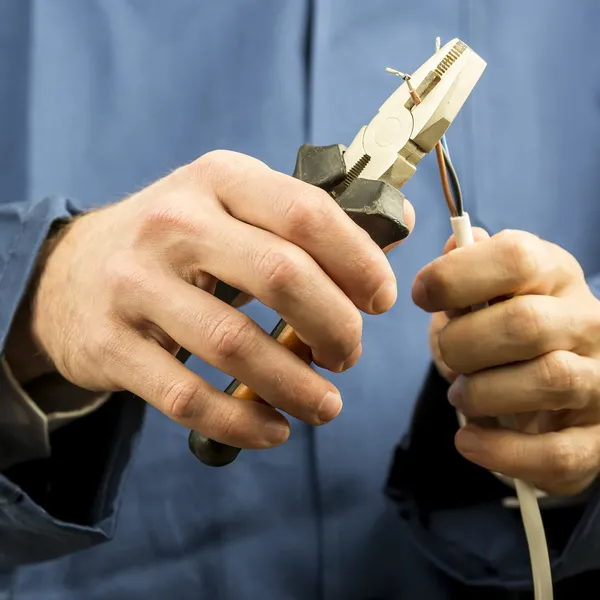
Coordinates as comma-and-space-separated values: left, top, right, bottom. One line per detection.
163, 378, 201, 421
538, 351, 590, 410
423, 261, 453, 300
438, 322, 462, 371
503, 296, 547, 345
208, 313, 256, 361
561, 250, 585, 282
461, 377, 482, 412
584, 299, 600, 344
437, 328, 453, 366
218, 408, 237, 438
257, 249, 301, 294
442, 354, 462, 376
544, 435, 590, 482
85, 329, 126, 363
336, 310, 363, 357
279, 185, 330, 237
192, 149, 235, 181
137, 202, 207, 242
537, 351, 582, 398
135, 203, 213, 266
142, 206, 191, 232
190, 150, 266, 189
107, 258, 153, 298
548, 239, 584, 278
495, 230, 540, 284
511, 440, 535, 475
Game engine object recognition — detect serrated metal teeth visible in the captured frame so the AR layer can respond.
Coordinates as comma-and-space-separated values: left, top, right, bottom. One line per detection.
434, 40, 467, 77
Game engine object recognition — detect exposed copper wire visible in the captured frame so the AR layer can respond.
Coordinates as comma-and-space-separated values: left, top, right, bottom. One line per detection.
435, 141, 458, 217
405, 76, 457, 217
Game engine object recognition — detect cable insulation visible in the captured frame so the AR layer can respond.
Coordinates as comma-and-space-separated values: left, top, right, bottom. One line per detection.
435, 141, 457, 217
441, 144, 463, 216
451, 214, 553, 600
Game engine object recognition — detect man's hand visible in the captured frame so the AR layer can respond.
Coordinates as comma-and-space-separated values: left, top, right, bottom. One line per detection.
19, 150, 414, 450
414, 229, 600, 496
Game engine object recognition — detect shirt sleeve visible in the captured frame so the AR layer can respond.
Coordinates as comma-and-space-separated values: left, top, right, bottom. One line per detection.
0, 196, 146, 569
386, 361, 600, 591
0, 356, 110, 470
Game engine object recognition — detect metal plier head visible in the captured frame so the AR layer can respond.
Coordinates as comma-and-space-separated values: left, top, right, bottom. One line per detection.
342, 38, 487, 189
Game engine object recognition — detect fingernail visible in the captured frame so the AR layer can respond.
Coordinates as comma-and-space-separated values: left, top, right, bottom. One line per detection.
411, 278, 429, 308
456, 428, 480, 453
371, 280, 397, 314
447, 376, 466, 409
264, 421, 290, 445
319, 391, 343, 423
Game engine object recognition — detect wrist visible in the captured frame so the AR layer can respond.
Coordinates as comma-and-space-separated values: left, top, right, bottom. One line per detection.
4, 219, 72, 385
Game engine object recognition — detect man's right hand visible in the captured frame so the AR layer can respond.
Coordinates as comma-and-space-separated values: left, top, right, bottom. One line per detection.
23, 151, 414, 449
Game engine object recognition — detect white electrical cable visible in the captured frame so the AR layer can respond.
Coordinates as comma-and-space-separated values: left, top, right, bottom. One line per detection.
450, 213, 554, 600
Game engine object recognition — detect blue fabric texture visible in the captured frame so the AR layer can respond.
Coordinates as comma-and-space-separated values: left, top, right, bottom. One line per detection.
0, 196, 146, 569
0, 197, 74, 350
1, 1, 600, 598
0, 393, 145, 570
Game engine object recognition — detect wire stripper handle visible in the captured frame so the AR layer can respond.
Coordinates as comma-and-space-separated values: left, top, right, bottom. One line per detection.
188, 144, 410, 467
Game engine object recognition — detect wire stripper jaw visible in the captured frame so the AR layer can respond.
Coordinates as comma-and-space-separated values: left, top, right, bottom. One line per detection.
342, 38, 487, 190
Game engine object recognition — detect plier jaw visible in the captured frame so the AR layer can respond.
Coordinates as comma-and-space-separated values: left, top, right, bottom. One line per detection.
342, 38, 487, 190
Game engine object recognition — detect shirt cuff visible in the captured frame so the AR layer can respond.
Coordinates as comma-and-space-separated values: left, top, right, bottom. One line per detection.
0, 356, 109, 470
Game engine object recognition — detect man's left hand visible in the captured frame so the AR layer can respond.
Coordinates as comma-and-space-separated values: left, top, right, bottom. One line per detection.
413, 228, 600, 496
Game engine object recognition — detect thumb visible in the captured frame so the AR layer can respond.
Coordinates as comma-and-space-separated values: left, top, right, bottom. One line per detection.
442, 226, 489, 255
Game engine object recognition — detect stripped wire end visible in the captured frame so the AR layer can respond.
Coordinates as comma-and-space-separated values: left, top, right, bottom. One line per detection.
385, 67, 421, 106
385, 67, 410, 80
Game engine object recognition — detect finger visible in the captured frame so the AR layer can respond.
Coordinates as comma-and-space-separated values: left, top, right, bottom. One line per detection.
177, 212, 362, 372
429, 311, 458, 383
139, 275, 344, 426
455, 423, 600, 495
197, 150, 405, 314
445, 299, 506, 320
442, 227, 490, 254
413, 230, 583, 313
439, 228, 488, 319
438, 295, 586, 373
114, 336, 291, 449
448, 351, 600, 418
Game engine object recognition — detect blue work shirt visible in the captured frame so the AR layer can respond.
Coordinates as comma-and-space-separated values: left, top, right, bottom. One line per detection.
1, 1, 600, 598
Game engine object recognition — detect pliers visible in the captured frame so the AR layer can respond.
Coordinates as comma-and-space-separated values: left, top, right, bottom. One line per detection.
182, 37, 487, 466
